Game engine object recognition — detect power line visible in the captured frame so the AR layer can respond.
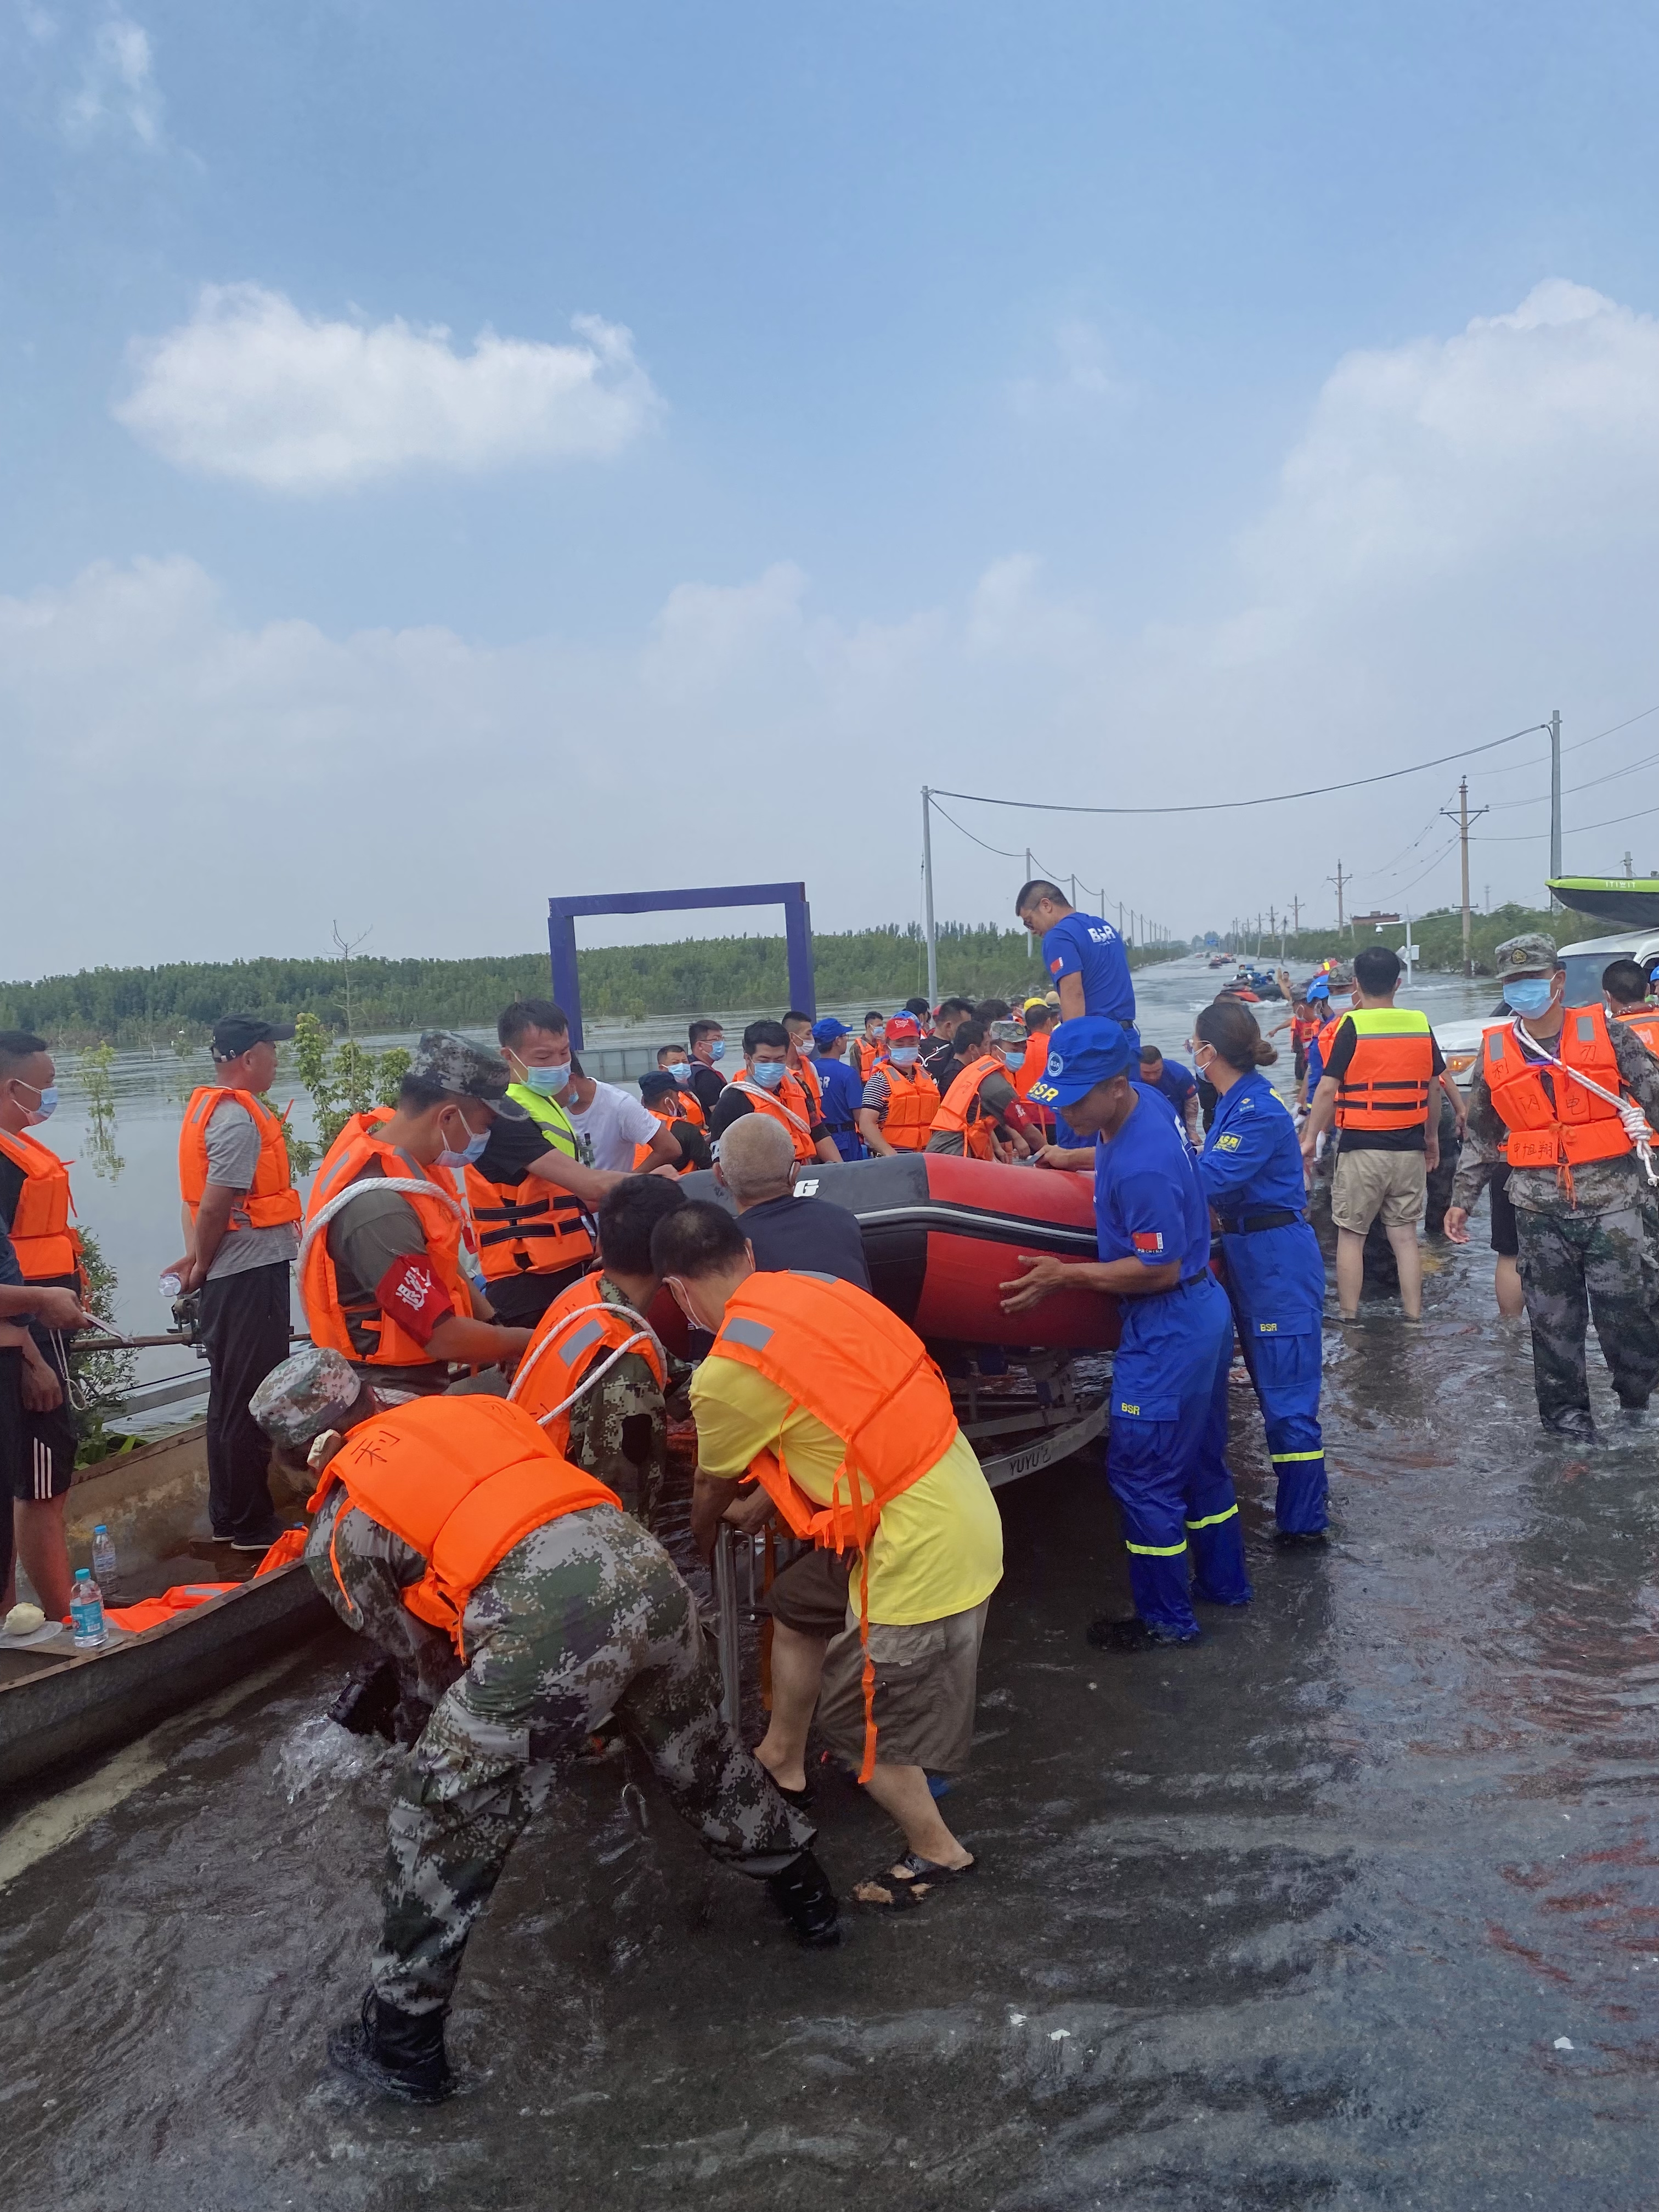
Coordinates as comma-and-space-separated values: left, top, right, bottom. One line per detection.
1459, 702, 1659, 783
930, 720, 1550, 817
1476, 795, 1659, 845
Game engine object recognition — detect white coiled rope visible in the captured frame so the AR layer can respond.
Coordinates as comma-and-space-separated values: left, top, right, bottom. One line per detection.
1509, 1023, 1659, 1188
505, 1299, 665, 1429
295, 1176, 473, 1274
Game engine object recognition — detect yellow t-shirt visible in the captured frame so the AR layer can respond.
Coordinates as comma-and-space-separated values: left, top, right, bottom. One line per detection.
690, 1354, 1004, 1627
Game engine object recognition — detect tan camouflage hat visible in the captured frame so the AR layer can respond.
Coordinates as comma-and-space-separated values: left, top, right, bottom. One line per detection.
409, 1029, 527, 1116
250, 1346, 364, 1446
1494, 933, 1559, 980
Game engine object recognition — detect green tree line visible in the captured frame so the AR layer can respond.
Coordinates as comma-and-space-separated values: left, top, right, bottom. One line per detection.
1, 923, 1183, 1047
1220, 902, 1570, 978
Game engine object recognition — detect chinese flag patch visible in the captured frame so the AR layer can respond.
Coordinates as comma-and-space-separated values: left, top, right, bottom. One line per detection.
1131, 1231, 1165, 1256
1048, 956, 1064, 977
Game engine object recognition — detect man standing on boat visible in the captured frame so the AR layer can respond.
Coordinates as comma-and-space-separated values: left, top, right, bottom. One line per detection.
250, 1345, 837, 2104
170, 1015, 303, 1551
299, 1032, 535, 1394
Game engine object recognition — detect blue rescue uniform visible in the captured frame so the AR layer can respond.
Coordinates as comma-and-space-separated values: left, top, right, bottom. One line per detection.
1096, 1082, 1251, 1640
814, 1053, 868, 1161
1198, 1070, 1328, 1536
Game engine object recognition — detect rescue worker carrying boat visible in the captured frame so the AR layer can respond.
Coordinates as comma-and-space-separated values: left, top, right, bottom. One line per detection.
507, 1175, 686, 1523
657, 1201, 1003, 1905
1445, 935, 1659, 1439
1005, 1018, 1251, 1649
251, 1347, 835, 2106
709, 1020, 840, 1166
1190, 1000, 1328, 1541
300, 1032, 534, 1393
857, 1014, 941, 1157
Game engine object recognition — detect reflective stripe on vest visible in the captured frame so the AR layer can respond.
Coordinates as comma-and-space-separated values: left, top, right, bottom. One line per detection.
0, 1128, 81, 1283
728, 1074, 819, 1163
462, 1082, 594, 1280
710, 1271, 962, 1781
872, 1060, 940, 1150
1333, 1008, 1435, 1131
299, 1115, 475, 1369
315, 1395, 619, 1656
178, 1086, 302, 1234
931, 1054, 1006, 1159
507, 1274, 667, 1455
1482, 1007, 1634, 1172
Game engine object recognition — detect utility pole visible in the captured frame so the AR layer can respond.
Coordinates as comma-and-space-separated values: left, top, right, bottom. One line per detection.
1026, 849, 1034, 960
1070, 872, 1077, 907
1328, 861, 1347, 934
1549, 707, 1562, 906
1624, 850, 1634, 879
1441, 777, 1488, 978
1118, 900, 1124, 941
1290, 893, 1301, 942
921, 787, 938, 1008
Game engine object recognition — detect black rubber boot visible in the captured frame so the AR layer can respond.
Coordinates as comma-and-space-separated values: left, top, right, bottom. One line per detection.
767, 1849, 841, 1948
328, 1656, 402, 1742
1086, 1613, 1198, 1653
1543, 1407, 1598, 1442
327, 1990, 453, 2104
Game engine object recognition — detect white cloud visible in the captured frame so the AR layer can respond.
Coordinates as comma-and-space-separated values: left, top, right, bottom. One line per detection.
1008, 318, 1132, 424
61, 12, 160, 149
114, 285, 662, 492
7, 281, 1657, 974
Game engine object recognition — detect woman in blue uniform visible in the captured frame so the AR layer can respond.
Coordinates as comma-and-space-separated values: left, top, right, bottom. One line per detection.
1191, 999, 1328, 1541
1004, 1017, 1251, 1650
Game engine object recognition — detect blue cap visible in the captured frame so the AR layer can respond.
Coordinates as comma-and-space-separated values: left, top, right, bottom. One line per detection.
811, 1016, 849, 1043
1305, 977, 1330, 1001
1027, 1016, 1132, 1107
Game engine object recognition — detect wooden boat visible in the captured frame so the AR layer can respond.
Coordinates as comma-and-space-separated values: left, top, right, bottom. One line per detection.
0, 1422, 331, 1792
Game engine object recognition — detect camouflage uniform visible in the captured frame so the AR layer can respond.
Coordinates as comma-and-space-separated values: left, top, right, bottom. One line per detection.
1451, 945, 1659, 1429
307, 1486, 812, 2016
562, 1274, 680, 1527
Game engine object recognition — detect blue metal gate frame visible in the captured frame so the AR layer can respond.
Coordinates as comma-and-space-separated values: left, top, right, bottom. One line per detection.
548, 882, 815, 1050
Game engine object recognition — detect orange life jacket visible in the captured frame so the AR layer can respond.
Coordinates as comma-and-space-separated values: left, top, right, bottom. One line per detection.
871, 1058, 940, 1150
1291, 1011, 1323, 1049
726, 1071, 820, 1164
1613, 1007, 1659, 1054
300, 1115, 475, 1370
708, 1270, 961, 1779
0, 1128, 82, 1284
930, 1054, 1007, 1160
1481, 1006, 1635, 1173
1014, 1033, 1050, 1098
792, 1057, 823, 1116
178, 1086, 302, 1235
1331, 1009, 1435, 1133
508, 1273, 667, 1455
631, 1094, 704, 1175
850, 1035, 885, 1082
312, 1395, 619, 1657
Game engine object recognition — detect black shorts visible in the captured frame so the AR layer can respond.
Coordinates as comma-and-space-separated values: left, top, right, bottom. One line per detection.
759, 1546, 853, 1639
0, 1340, 77, 1502
1488, 1169, 1519, 1259
1294, 1045, 1308, 1079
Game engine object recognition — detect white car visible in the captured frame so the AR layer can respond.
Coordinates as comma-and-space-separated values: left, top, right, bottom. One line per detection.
1437, 926, 1659, 1085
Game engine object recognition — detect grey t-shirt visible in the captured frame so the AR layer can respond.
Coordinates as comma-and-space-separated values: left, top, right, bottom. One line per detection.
202, 1101, 301, 1281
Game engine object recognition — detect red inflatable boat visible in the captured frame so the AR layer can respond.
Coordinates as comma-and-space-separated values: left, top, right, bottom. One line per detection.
670, 1153, 1119, 1352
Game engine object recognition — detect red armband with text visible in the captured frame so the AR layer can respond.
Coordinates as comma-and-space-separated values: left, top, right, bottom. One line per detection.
374, 1256, 454, 1346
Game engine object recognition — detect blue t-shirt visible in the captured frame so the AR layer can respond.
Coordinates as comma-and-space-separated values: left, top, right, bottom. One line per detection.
1093, 1082, 1213, 1282
814, 1054, 868, 1161
1197, 1070, 1306, 1218
1042, 912, 1136, 1025
1147, 1059, 1197, 1117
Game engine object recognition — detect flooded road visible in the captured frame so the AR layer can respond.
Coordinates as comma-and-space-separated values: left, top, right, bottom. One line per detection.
5, 1217, 1657, 2209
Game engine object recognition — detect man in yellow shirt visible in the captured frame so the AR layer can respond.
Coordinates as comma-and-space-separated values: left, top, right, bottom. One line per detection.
651, 1200, 1003, 1901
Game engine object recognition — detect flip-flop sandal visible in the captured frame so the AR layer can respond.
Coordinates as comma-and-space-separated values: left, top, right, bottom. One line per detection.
854, 1852, 977, 1909
772, 1780, 812, 1809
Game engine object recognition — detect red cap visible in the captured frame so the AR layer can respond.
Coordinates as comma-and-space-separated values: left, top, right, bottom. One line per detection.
884, 1015, 922, 1040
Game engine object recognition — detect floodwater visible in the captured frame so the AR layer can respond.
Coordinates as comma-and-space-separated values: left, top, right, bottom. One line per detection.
5, 973, 1657, 2207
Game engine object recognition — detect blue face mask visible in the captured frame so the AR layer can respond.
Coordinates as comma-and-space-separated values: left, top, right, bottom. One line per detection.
888, 1045, 920, 1068
521, 1062, 569, 1096
709, 1040, 726, 1062
438, 1115, 490, 1169
1503, 978, 1555, 1018
666, 1061, 693, 1084
26, 1085, 59, 1124
749, 1059, 787, 1090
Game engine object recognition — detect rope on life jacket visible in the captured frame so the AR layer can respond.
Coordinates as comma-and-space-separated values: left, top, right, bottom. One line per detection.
505, 1299, 665, 1427
1510, 1022, 1659, 1188
295, 1174, 475, 1273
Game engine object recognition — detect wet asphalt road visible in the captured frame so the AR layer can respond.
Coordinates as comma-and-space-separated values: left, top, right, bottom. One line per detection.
3, 1233, 1657, 2211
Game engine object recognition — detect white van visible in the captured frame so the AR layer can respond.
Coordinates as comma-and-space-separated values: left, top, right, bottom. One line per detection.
1438, 927, 1659, 1084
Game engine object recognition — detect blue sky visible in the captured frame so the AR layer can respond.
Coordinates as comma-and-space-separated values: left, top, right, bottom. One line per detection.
5, 2, 1657, 975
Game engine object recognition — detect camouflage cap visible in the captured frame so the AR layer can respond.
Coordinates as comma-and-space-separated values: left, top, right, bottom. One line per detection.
409, 1029, 526, 1117
990, 1019, 1026, 1047
250, 1346, 364, 1446
1494, 932, 1559, 979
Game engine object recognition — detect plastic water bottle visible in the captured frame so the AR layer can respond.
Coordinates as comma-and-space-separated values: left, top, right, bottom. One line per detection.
70, 1568, 108, 1651
92, 1524, 117, 1596
159, 1272, 182, 1298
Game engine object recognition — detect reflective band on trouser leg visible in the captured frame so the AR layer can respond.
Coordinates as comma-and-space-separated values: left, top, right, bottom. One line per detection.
1254, 1329, 1328, 1536
1105, 1410, 1199, 1641
1186, 1318, 1252, 1606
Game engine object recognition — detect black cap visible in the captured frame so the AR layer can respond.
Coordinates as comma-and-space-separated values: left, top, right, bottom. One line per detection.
639, 1070, 681, 1105
211, 1015, 296, 1060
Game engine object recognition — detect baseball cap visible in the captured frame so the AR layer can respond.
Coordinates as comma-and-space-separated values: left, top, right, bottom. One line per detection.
211, 1014, 296, 1059
883, 1014, 923, 1041
1305, 977, 1330, 1002
1026, 1016, 1133, 1108
811, 1015, 850, 1044
1494, 932, 1559, 980
250, 1346, 364, 1447
639, 1070, 682, 1105
408, 1029, 527, 1117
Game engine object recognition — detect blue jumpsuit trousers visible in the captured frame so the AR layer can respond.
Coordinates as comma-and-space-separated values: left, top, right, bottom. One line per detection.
1222, 1221, 1328, 1535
